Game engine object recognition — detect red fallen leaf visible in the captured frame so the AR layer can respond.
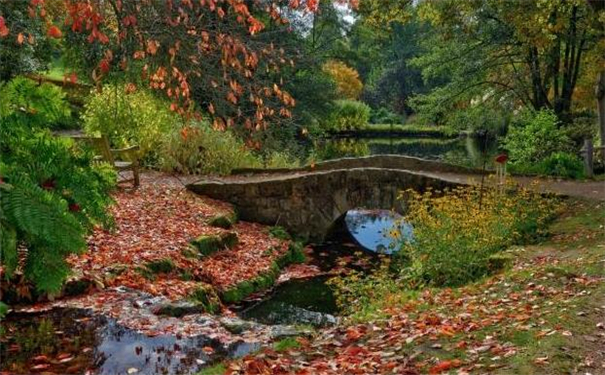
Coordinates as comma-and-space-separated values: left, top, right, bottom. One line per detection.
31, 363, 51, 370
345, 327, 364, 341
428, 359, 462, 374
32, 355, 49, 363
57, 352, 72, 360
202, 346, 214, 354
59, 356, 74, 363
69, 203, 81, 212
16, 32, 24, 44
455, 340, 467, 349
47, 25, 62, 38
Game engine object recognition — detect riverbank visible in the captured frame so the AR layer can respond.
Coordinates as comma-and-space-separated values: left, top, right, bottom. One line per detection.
226, 198, 605, 374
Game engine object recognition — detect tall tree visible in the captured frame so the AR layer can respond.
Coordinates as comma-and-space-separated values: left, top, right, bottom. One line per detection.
411, 0, 605, 125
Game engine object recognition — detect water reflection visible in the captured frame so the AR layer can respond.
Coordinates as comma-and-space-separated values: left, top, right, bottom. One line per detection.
0, 308, 253, 375
239, 276, 337, 327
344, 209, 413, 254
315, 136, 498, 168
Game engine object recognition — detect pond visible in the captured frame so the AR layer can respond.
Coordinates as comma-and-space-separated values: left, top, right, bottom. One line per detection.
314, 135, 499, 168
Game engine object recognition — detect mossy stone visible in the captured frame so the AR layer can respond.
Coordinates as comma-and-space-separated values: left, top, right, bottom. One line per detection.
208, 212, 238, 229
188, 283, 221, 314
190, 232, 238, 257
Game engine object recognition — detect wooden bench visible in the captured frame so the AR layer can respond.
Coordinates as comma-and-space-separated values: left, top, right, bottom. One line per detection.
75, 135, 141, 187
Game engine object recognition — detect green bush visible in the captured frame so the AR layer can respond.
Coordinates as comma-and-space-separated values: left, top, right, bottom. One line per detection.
395, 186, 557, 287
511, 152, 585, 179
504, 109, 573, 164
0, 77, 75, 130
160, 122, 262, 175
1, 92, 115, 296
323, 100, 371, 131
83, 84, 178, 166
369, 107, 403, 124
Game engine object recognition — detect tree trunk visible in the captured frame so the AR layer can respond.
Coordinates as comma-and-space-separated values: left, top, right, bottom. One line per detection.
597, 71, 605, 164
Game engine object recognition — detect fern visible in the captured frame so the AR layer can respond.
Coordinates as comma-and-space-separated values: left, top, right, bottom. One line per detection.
0, 77, 116, 296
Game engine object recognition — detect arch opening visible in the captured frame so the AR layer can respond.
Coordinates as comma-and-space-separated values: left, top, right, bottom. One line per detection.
325, 209, 413, 254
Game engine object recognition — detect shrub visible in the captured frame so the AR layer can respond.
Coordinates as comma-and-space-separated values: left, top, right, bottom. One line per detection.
0, 77, 75, 129
323, 100, 371, 132
83, 84, 178, 166
1, 97, 115, 297
322, 60, 363, 100
511, 152, 585, 179
395, 185, 558, 287
160, 122, 262, 175
504, 109, 573, 164
369, 107, 403, 124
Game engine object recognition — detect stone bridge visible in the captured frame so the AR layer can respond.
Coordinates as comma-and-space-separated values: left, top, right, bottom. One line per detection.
187, 155, 478, 241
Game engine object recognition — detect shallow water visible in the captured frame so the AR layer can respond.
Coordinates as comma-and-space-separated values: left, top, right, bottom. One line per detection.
0, 308, 255, 375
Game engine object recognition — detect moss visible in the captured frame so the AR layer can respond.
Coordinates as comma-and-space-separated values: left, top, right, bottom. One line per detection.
181, 246, 199, 259
135, 266, 156, 280
180, 270, 194, 281
277, 242, 306, 268
145, 258, 176, 274
190, 232, 239, 257
269, 226, 291, 240
274, 337, 301, 352
208, 212, 238, 229
220, 244, 303, 304
195, 363, 226, 375
188, 283, 221, 314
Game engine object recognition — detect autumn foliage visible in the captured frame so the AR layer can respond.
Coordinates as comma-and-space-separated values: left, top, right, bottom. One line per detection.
0, 0, 358, 136
322, 60, 363, 100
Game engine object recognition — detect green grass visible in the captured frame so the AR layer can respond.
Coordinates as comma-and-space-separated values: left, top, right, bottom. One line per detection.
195, 363, 226, 375
274, 337, 301, 352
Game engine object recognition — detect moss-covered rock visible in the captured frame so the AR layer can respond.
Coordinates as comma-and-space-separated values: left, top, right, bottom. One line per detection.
145, 258, 176, 274
220, 244, 305, 304
190, 232, 238, 257
208, 212, 238, 229
188, 283, 221, 314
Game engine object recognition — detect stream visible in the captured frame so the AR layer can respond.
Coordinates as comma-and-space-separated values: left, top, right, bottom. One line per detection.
0, 209, 410, 374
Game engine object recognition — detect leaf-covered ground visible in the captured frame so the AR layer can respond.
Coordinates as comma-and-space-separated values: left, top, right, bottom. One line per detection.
227, 200, 605, 375
68, 173, 289, 299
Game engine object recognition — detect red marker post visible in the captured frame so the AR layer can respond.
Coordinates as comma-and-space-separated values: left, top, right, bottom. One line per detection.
495, 153, 508, 193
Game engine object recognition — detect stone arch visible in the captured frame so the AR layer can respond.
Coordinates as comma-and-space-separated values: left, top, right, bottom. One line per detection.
188, 167, 462, 241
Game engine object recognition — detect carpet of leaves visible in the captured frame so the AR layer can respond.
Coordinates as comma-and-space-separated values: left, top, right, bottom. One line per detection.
68, 173, 288, 299
228, 253, 604, 375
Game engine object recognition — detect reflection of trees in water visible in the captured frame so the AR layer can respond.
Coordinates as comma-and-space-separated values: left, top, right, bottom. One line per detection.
345, 209, 389, 232
1, 307, 231, 375
314, 138, 371, 160
444, 136, 499, 168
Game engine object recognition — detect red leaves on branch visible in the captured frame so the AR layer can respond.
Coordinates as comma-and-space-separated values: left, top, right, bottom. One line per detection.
47, 24, 62, 38
0, 16, 10, 38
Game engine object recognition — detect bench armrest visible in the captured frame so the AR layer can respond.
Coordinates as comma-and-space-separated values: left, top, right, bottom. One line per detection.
111, 145, 140, 158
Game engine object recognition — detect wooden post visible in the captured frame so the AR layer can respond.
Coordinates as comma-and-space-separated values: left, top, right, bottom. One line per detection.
582, 138, 594, 178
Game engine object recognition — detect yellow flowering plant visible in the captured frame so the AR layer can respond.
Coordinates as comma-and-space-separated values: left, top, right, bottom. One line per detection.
395, 182, 559, 287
